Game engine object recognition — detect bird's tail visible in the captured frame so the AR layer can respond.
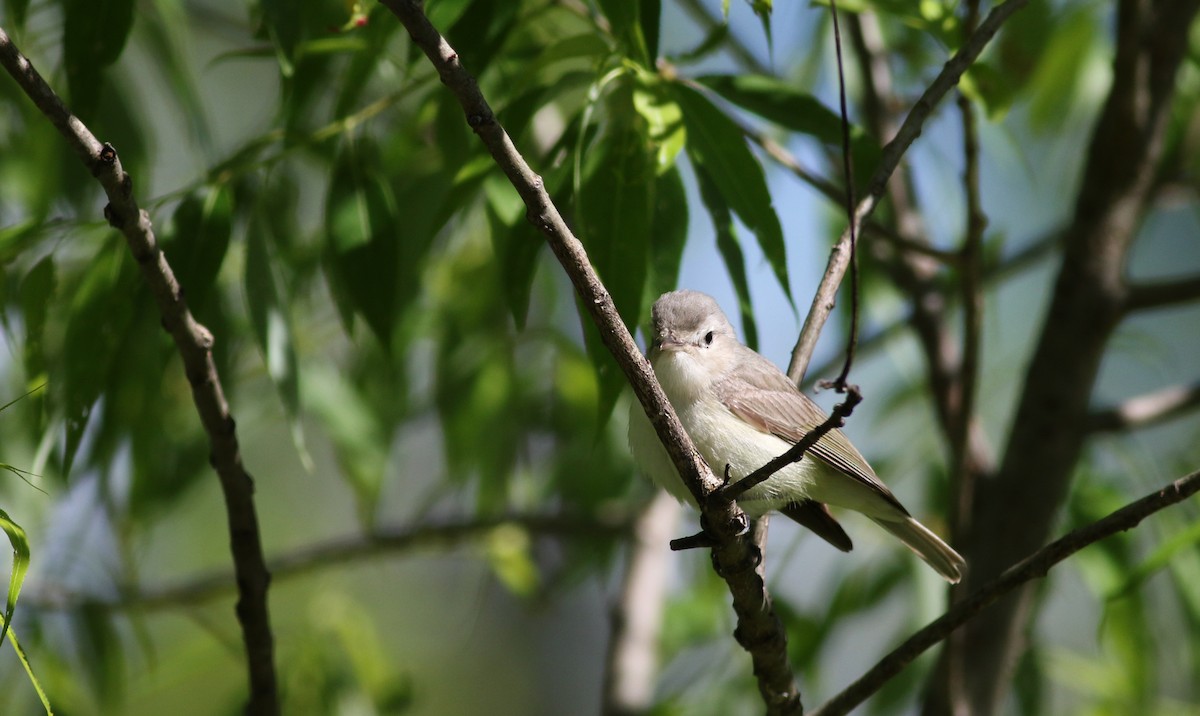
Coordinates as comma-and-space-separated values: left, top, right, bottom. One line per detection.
870, 516, 966, 583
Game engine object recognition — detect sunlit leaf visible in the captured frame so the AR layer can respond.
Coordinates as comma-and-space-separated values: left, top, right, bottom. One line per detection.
0, 508, 29, 649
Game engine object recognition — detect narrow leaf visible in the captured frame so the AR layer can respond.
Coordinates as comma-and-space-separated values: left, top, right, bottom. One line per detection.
694, 164, 759, 350
673, 82, 791, 300
0, 508, 30, 649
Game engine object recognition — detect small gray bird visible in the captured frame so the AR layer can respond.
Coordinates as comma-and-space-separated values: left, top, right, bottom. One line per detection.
628, 290, 965, 583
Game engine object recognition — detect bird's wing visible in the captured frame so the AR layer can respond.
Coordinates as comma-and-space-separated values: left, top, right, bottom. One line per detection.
779, 500, 853, 552
716, 350, 909, 516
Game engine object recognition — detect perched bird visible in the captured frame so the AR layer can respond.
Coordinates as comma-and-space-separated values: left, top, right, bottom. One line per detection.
628, 290, 965, 583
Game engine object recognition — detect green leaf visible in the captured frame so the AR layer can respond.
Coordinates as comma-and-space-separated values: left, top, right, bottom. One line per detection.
640, 0, 662, 60
60, 240, 137, 476
18, 256, 55, 383
698, 73, 882, 186
647, 164, 688, 301
597, 0, 648, 64
673, 82, 791, 300
167, 186, 233, 314
4, 0, 30, 31
0, 508, 30, 649
485, 175, 543, 329
578, 96, 655, 335
245, 213, 307, 468
62, 0, 135, 119
324, 143, 403, 347
960, 61, 1015, 121
633, 74, 686, 174
693, 164, 759, 350
261, 0, 300, 76
304, 366, 389, 527
577, 82, 657, 418
485, 524, 540, 596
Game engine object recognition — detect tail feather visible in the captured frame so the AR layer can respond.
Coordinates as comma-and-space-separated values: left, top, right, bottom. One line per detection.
870, 516, 966, 584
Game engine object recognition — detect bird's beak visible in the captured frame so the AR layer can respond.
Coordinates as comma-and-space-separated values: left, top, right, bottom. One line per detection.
656, 332, 685, 352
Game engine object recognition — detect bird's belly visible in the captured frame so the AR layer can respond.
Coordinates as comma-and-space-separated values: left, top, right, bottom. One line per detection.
677, 397, 821, 515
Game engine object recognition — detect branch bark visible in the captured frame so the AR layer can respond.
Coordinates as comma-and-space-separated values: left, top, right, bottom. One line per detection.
0, 25, 279, 715
379, 2, 803, 711
1124, 274, 1200, 312
811, 468, 1200, 716
952, 1, 1200, 712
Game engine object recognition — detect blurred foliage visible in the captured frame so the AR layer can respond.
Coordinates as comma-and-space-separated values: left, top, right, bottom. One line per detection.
0, 0, 1198, 714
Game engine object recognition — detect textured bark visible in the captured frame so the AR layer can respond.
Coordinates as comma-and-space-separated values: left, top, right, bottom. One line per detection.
942, 1, 1200, 713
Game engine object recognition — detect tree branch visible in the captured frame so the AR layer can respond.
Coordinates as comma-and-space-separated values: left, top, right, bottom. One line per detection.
27, 512, 632, 612
786, 0, 1031, 383
379, 2, 803, 712
1086, 382, 1200, 433
811, 468, 1200, 716
957, 1, 1200, 711
602, 494, 678, 716
1124, 274, 1200, 313
0, 25, 279, 715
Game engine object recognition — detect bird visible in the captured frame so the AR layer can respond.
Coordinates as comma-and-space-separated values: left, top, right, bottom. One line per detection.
628, 289, 965, 583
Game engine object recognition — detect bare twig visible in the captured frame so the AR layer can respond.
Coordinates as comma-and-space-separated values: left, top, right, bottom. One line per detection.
1086, 382, 1200, 433
827, 0, 861, 393
28, 511, 633, 612
0, 25, 279, 715
811, 468, 1200, 716
1124, 274, 1200, 313
787, 0, 1031, 383
379, 2, 803, 711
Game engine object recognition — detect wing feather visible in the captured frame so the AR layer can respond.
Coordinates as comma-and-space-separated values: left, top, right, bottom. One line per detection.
716, 349, 909, 516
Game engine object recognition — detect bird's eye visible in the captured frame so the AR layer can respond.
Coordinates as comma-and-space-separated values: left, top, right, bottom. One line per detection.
703, 331, 714, 345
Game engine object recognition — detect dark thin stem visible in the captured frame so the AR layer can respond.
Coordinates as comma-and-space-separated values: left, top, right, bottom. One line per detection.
811, 468, 1200, 716
828, 0, 861, 392
0, 25, 279, 714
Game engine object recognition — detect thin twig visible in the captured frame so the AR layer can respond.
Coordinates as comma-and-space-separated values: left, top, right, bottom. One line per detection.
0, 25, 279, 715
827, 0, 861, 392
1086, 382, 1200, 433
786, 0, 1031, 384
810, 468, 1200, 716
379, 2, 803, 712
1123, 274, 1200, 313
27, 511, 633, 612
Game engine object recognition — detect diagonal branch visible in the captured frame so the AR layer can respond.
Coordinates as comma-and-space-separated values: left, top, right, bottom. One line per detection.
0, 25, 279, 715
787, 0, 1030, 383
379, 2, 803, 712
811, 468, 1200, 716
